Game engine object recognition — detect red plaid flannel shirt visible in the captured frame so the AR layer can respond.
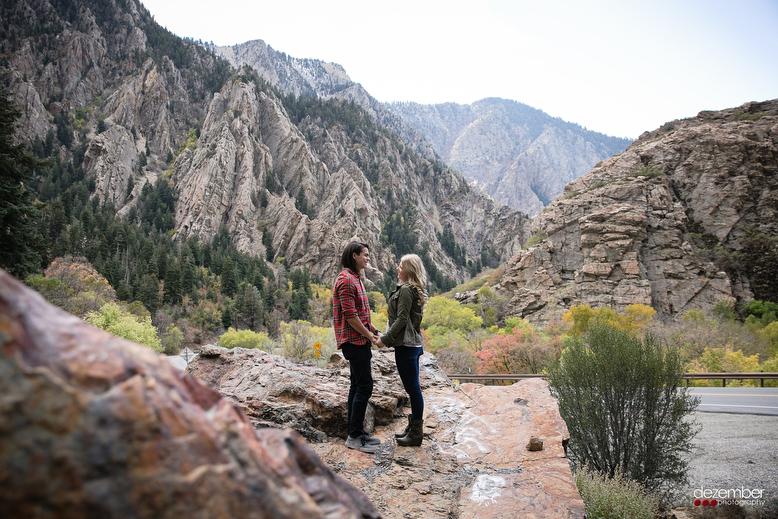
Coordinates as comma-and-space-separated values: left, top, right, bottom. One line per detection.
333, 268, 373, 348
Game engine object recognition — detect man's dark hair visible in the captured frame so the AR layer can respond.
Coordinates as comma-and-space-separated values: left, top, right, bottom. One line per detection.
341, 241, 368, 272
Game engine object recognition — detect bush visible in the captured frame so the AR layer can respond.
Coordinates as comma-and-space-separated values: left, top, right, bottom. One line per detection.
218, 328, 273, 351
279, 320, 336, 364
548, 322, 700, 491
574, 465, 659, 519
85, 303, 162, 352
160, 324, 184, 355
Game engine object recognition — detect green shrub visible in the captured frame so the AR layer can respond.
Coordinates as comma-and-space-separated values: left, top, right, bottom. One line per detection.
161, 324, 184, 355
548, 322, 700, 491
218, 327, 273, 351
574, 465, 659, 519
523, 232, 547, 249
85, 303, 162, 352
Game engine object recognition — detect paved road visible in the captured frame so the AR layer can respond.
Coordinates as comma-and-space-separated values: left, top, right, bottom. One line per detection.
688, 387, 778, 416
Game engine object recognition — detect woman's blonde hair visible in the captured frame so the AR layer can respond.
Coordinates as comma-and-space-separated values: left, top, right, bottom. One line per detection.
400, 254, 428, 307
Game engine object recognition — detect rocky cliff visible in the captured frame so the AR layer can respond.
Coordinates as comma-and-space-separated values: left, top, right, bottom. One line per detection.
385, 98, 632, 216
186, 345, 585, 518
1, 0, 529, 283
0, 268, 380, 518
213, 42, 632, 220
210, 40, 439, 161
464, 100, 778, 323
171, 72, 529, 282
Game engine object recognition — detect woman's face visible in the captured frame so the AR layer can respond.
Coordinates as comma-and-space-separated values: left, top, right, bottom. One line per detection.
397, 262, 409, 283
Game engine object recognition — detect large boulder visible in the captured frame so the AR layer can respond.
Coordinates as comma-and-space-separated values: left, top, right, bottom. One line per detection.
0, 269, 378, 519
188, 346, 586, 518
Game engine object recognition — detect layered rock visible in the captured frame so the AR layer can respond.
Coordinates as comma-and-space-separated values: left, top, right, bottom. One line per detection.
171, 77, 530, 282
385, 98, 631, 215
212, 40, 354, 99
0, 268, 379, 519
212, 41, 438, 162
187, 346, 585, 518
476, 100, 778, 323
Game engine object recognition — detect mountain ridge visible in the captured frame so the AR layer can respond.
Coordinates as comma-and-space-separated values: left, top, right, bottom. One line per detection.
210, 39, 630, 216
385, 98, 632, 215
457, 99, 778, 323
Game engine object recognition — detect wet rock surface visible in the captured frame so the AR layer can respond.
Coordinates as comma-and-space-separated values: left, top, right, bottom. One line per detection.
189, 346, 586, 518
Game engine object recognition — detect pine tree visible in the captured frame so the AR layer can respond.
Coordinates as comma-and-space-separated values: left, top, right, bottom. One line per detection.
221, 256, 237, 297
0, 86, 47, 278
262, 228, 274, 262
252, 270, 265, 294
139, 274, 159, 313
222, 303, 233, 328
181, 254, 196, 295
163, 262, 182, 305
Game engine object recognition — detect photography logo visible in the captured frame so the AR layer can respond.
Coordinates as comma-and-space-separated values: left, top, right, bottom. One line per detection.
693, 486, 767, 507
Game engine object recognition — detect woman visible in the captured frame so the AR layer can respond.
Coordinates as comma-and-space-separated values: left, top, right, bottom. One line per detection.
376, 254, 428, 447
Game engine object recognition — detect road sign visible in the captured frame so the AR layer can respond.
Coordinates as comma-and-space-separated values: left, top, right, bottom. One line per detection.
181, 347, 196, 364
313, 341, 322, 358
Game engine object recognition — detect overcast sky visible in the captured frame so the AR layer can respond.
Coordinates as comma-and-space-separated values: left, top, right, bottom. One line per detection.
139, 0, 778, 139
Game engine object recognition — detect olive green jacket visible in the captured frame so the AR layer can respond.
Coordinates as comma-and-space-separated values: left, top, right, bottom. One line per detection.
383, 282, 424, 348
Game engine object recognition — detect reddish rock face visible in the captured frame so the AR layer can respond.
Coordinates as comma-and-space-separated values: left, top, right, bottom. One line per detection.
0, 270, 378, 519
189, 344, 586, 518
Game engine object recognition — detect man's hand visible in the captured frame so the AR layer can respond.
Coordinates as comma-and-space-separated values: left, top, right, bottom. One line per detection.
376, 337, 385, 348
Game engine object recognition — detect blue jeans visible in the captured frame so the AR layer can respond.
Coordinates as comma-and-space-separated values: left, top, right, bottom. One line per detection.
395, 346, 424, 420
341, 342, 374, 438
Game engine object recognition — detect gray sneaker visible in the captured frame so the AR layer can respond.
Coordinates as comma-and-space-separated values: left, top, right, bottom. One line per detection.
360, 433, 381, 445
345, 435, 379, 454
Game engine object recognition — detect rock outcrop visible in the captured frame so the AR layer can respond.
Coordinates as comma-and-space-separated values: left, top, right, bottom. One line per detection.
212, 40, 354, 99
187, 346, 585, 518
171, 77, 530, 282
211, 40, 438, 162
476, 99, 778, 323
0, 269, 379, 519
385, 98, 632, 216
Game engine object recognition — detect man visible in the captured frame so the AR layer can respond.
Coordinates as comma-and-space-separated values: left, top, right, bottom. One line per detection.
333, 242, 382, 454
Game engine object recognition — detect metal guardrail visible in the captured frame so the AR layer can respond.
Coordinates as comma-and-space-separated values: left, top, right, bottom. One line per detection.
682, 372, 778, 387
446, 373, 778, 387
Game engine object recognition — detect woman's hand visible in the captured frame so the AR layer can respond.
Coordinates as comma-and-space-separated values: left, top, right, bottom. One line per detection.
376, 337, 385, 349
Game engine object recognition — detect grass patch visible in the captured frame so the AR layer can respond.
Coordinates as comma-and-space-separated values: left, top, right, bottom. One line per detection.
445, 269, 495, 296
574, 465, 659, 519
523, 231, 547, 249
627, 164, 663, 178
733, 110, 766, 122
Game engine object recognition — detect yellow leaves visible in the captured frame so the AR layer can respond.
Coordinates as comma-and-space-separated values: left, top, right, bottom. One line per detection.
218, 328, 272, 350
422, 296, 483, 332
371, 309, 388, 335
621, 304, 657, 333
85, 303, 162, 352
563, 304, 656, 336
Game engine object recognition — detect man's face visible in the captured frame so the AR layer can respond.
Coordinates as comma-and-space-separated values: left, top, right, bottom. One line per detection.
353, 248, 370, 272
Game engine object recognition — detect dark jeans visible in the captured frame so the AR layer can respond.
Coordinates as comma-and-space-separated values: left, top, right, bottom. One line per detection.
340, 342, 373, 438
395, 346, 424, 420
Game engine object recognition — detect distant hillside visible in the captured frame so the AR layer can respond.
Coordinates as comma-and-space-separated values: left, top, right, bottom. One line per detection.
458, 100, 778, 323
386, 98, 632, 216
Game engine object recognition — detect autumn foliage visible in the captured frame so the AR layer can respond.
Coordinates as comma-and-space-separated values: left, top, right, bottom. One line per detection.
26, 256, 117, 317
475, 320, 563, 375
